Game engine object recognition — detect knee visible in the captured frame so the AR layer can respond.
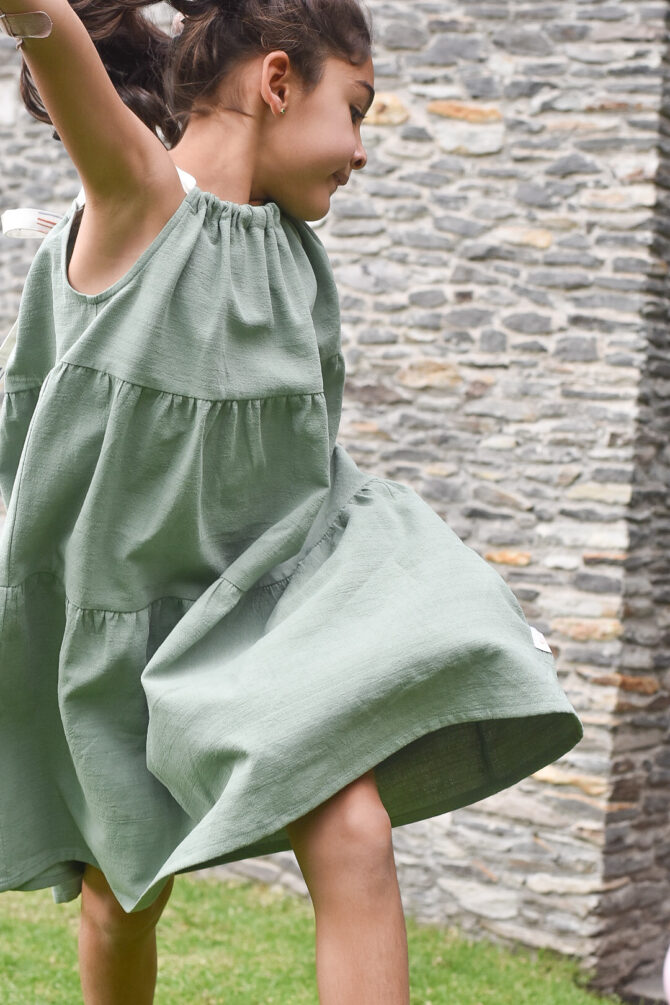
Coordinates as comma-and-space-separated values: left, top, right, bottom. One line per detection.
80, 866, 174, 943
287, 770, 394, 889
336, 787, 394, 865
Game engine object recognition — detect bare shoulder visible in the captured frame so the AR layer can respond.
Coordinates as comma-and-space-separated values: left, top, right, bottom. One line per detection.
66, 154, 189, 297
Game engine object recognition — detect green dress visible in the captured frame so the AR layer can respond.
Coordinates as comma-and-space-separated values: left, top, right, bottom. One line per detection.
0, 171, 582, 913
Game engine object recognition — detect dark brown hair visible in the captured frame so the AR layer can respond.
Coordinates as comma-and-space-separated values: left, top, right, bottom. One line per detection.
19, 0, 374, 148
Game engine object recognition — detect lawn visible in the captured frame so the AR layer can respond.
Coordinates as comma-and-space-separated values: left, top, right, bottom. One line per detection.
0, 871, 626, 1004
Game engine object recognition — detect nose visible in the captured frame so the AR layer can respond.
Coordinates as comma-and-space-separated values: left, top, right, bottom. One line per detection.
352, 142, 367, 171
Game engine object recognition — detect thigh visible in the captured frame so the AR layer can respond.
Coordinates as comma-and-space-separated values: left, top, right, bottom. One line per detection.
80, 865, 174, 937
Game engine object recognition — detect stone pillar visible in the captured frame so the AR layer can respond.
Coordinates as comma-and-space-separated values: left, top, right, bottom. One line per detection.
1, 2, 669, 998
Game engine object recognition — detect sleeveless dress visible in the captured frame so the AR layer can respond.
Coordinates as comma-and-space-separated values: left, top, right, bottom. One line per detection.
0, 169, 582, 913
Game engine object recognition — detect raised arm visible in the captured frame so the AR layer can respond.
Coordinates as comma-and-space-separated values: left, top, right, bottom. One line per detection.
1, 0, 173, 203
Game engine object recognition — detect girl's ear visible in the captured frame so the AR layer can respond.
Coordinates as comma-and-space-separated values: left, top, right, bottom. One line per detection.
260, 50, 293, 117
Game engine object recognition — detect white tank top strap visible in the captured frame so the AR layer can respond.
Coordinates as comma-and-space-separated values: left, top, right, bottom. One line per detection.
176, 167, 196, 193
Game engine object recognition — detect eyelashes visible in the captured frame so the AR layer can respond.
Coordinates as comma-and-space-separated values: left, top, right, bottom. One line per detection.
350, 106, 366, 123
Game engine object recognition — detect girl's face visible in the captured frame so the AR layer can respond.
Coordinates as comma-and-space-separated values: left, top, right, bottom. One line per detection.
258, 52, 375, 221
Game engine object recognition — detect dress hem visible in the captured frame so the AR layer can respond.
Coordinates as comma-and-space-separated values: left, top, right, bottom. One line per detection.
0, 700, 581, 912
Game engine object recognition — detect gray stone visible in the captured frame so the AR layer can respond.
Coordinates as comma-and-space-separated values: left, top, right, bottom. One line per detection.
514, 4, 563, 20
569, 293, 640, 312
460, 71, 502, 99
596, 277, 646, 292
435, 214, 489, 237
330, 219, 387, 237
414, 311, 447, 330
566, 314, 627, 333
574, 572, 622, 594
380, 21, 430, 50
576, 5, 631, 20
593, 467, 634, 484
516, 182, 561, 208
546, 22, 591, 42
358, 328, 399, 344
530, 270, 593, 289
543, 250, 604, 268
494, 27, 553, 55
398, 229, 454, 250
512, 339, 548, 353
511, 284, 554, 307
336, 259, 408, 294
399, 170, 455, 189
448, 265, 492, 285
340, 294, 365, 311
471, 201, 518, 221
399, 126, 433, 143
386, 203, 431, 222
554, 336, 599, 361
372, 299, 407, 314
480, 329, 507, 352
409, 289, 448, 308
502, 312, 554, 334
366, 181, 425, 198
425, 17, 479, 33
504, 78, 553, 99
613, 257, 659, 275
445, 308, 493, 328
526, 60, 570, 76
331, 198, 380, 219
461, 242, 518, 261
429, 156, 467, 174
463, 4, 510, 19
559, 234, 590, 250
606, 353, 638, 367
443, 329, 475, 349
545, 153, 600, 177
424, 34, 485, 65
462, 505, 515, 520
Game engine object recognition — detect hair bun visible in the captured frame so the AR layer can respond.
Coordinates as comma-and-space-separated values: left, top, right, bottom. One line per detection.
169, 0, 244, 19
168, 0, 210, 17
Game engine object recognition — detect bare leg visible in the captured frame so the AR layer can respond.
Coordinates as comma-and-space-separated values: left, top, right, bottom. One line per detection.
78, 865, 174, 1005
286, 769, 410, 1005
312, 838, 409, 1003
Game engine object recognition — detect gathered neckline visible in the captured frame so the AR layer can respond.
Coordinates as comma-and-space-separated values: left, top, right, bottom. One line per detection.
176, 167, 283, 228
189, 184, 283, 229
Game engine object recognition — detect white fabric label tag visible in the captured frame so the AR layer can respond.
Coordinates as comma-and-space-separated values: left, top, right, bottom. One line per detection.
530, 626, 552, 653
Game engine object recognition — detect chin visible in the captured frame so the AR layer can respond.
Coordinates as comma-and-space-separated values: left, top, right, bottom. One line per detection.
279, 183, 334, 222
291, 196, 332, 223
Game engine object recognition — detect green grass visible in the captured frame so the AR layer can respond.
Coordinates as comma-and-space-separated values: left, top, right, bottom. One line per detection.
0, 872, 626, 1004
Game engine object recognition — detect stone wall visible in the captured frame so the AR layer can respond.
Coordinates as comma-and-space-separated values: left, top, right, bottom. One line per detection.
1, 1, 669, 998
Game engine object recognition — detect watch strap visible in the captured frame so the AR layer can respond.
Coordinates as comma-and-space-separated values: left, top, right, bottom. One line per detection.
0, 11, 53, 47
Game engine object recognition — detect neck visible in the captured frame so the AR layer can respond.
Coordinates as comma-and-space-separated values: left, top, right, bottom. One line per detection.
168, 112, 269, 206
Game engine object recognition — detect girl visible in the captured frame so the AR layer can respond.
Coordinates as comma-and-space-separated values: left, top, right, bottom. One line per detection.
0, 1, 583, 1002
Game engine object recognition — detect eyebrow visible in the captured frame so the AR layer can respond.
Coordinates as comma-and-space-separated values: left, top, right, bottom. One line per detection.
356, 81, 375, 112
